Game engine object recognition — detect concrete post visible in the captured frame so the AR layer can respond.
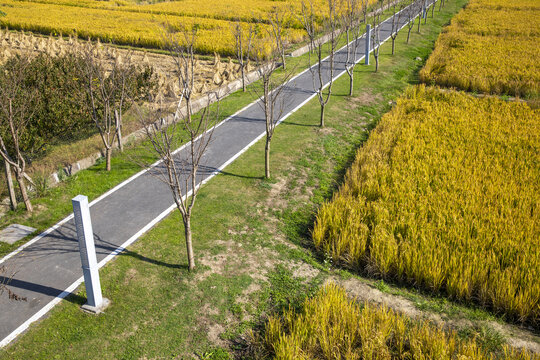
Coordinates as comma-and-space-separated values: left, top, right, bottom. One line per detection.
365, 24, 371, 65
72, 195, 109, 314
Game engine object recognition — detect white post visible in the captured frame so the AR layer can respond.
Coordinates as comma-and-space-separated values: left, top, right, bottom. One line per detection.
72, 195, 109, 313
365, 24, 371, 65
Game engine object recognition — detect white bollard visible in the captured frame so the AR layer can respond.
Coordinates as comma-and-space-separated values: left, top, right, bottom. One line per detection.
72, 195, 109, 314
365, 24, 371, 65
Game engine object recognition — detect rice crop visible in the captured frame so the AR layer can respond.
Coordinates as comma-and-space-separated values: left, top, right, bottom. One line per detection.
0, 0, 307, 56
262, 283, 539, 359
420, 0, 540, 97
312, 86, 540, 325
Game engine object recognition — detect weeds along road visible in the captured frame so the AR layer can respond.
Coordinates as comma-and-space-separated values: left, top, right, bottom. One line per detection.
0, 0, 432, 347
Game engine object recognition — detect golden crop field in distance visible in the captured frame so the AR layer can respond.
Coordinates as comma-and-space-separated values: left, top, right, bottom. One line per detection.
420, 0, 540, 98
0, 0, 375, 56
312, 86, 540, 325
262, 283, 538, 359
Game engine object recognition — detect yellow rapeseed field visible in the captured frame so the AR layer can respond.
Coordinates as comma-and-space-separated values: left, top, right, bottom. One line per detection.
312, 86, 540, 325
263, 283, 538, 359
420, 0, 540, 97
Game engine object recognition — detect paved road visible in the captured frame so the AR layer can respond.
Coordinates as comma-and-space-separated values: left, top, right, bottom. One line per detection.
0, 0, 432, 347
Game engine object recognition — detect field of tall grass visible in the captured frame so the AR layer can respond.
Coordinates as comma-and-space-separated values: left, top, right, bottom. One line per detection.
262, 283, 538, 359
420, 0, 540, 97
312, 86, 540, 325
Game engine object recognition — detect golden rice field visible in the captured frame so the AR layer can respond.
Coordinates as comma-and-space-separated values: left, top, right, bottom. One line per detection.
0, 0, 377, 56
420, 0, 540, 97
312, 86, 540, 325
263, 283, 538, 359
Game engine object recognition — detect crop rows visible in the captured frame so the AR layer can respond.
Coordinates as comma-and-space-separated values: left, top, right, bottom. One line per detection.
0, 0, 306, 56
420, 0, 540, 97
263, 283, 538, 359
312, 86, 540, 325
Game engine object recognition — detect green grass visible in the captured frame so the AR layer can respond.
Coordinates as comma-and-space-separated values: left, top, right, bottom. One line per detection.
0, 1, 488, 358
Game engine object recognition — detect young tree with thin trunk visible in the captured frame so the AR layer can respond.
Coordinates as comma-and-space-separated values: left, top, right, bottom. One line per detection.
417, 2, 423, 32
297, 0, 317, 55
405, 0, 418, 43
389, 2, 405, 55
0, 56, 37, 212
79, 45, 135, 171
360, 0, 370, 25
232, 20, 254, 92
343, 0, 362, 96
301, 0, 342, 127
371, 4, 383, 72
251, 18, 296, 179
269, 6, 288, 70
137, 25, 221, 271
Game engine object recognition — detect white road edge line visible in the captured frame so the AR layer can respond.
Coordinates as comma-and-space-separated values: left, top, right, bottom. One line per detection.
0, 0, 435, 347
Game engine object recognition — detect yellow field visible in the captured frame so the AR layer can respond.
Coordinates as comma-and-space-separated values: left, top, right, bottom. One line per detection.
0, 0, 382, 56
420, 0, 540, 97
0, 0, 312, 55
312, 86, 540, 325
263, 283, 538, 359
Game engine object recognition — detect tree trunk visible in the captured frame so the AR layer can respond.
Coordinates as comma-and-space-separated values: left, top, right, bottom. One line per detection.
106, 147, 112, 171
15, 171, 32, 212
4, 160, 17, 210
424, 9, 428, 24
407, 26, 412, 43
115, 110, 123, 152
241, 63, 246, 92
184, 218, 195, 271
439, 0, 443, 11
264, 137, 271, 179
281, 50, 286, 70
349, 70, 354, 96
375, 54, 379, 72
417, 15, 421, 32
431, 2, 435, 17
392, 37, 396, 55
320, 103, 325, 127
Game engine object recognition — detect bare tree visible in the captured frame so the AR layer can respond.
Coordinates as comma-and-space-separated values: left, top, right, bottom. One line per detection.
389, 2, 405, 55
251, 20, 296, 179
136, 26, 220, 271
417, 0, 423, 32
301, 0, 342, 127
371, 5, 383, 72
269, 6, 288, 70
405, 0, 419, 43
232, 20, 254, 92
343, 0, 362, 96
79, 45, 135, 171
297, 0, 317, 55
0, 56, 36, 212
360, 0, 370, 25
